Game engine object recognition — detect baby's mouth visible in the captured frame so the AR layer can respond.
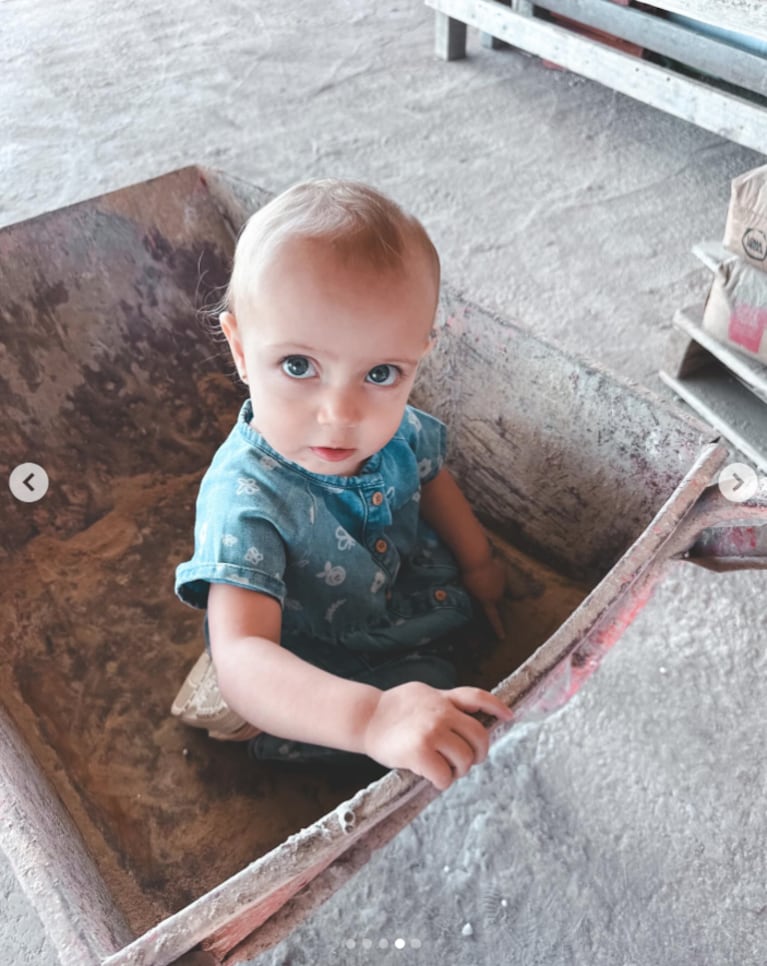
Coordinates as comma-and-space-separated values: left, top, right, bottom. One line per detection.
310, 446, 356, 462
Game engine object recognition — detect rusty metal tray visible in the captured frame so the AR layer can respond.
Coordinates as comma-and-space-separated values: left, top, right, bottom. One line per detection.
1, 167, 765, 965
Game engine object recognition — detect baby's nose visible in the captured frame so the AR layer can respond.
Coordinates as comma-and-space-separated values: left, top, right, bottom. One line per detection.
317, 386, 361, 427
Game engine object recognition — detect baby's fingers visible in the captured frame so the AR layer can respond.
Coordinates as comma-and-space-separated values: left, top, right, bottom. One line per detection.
419, 752, 458, 791
436, 729, 482, 781
448, 686, 513, 723
426, 725, 488, 788
451, 714, 492, 768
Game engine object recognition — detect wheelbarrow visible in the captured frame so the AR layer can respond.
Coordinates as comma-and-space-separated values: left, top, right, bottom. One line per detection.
1, 166, 765, 966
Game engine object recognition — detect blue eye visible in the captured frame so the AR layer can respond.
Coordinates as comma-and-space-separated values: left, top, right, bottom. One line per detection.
282, 356, 315, 379
366, 364, 399, 386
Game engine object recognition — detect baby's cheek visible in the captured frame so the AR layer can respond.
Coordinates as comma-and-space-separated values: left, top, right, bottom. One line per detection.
379, 408, 408, 445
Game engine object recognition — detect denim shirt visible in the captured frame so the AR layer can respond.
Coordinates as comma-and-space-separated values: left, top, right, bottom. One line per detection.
175, 400, 472, 653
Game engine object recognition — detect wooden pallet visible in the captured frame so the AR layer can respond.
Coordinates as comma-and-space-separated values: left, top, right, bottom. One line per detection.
661, 304, 767, 471
427, 0, 767, 153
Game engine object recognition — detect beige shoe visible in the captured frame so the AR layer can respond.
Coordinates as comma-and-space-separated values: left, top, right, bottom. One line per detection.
171, 651, 261, 741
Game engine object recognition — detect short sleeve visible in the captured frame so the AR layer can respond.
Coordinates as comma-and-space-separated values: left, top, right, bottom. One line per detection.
400, 406, 447, 483
175, 511, 287, 610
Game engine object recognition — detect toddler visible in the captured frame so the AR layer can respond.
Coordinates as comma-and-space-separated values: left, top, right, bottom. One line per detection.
174, 179, 510, 790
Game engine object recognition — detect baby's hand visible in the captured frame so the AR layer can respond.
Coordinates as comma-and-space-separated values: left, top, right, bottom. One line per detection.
461, 556, 506, 639
361, 682, 512, 790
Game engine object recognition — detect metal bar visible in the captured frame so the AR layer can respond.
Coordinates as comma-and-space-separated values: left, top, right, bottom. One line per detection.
665, 483, 767, 569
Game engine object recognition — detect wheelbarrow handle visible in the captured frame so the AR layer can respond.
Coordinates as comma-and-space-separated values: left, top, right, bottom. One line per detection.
668, 483, 767, 571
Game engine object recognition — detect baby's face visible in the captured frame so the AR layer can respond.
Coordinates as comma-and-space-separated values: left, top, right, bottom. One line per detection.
221, 238, 438, 476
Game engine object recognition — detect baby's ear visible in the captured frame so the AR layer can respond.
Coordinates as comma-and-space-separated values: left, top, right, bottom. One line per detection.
219, 310, 236, 335
218, 312, 248, 383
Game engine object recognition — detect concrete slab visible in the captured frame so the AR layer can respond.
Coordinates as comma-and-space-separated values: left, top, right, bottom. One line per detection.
245, 563, 767, 965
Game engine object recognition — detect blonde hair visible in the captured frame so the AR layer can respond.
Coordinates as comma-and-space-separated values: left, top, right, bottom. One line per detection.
225, 179, 440, 316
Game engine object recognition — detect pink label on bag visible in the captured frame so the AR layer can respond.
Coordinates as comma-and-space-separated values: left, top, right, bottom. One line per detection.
729, 304, 767, 353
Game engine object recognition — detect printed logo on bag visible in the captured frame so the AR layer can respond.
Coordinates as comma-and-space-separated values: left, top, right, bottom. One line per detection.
742, 227, 767, 262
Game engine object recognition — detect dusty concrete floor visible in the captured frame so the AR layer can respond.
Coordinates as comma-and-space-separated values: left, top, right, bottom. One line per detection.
1, 1, 766, 964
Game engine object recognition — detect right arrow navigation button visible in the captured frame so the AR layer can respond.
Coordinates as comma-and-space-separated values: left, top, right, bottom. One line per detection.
717, 462, 759, 504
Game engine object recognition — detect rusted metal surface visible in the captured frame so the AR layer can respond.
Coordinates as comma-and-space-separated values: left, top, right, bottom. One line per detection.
1, 167, 766, 965
417, 288, 726, 582
667, 484, 767, 570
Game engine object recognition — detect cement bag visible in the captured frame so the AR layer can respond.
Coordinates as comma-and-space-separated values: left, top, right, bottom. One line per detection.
701, 249, 767, 364
724, 162, 767, 272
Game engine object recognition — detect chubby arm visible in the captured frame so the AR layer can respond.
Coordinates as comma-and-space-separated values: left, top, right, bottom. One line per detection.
420, 467, 506, 636
207, 583, 381, 751
207, 582, 511, 789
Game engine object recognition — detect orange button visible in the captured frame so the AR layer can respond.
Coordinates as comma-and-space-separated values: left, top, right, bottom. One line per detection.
371, 491, 384, 506
434, 589, 447, 603
375, 539, 388, 554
